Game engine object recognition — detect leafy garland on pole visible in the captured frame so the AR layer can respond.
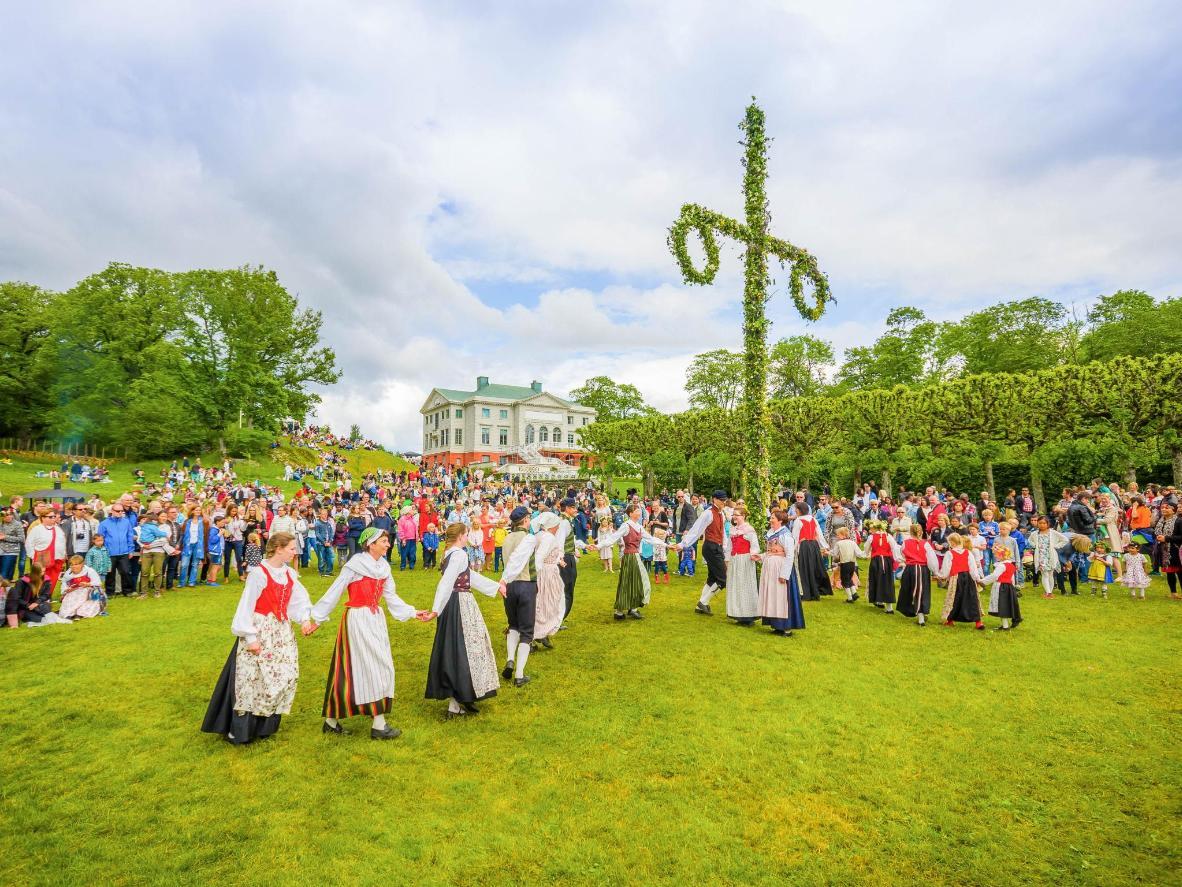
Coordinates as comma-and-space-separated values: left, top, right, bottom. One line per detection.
668, 99, 832, 528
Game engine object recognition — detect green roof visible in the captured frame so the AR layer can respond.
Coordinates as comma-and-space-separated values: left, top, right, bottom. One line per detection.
434, 383, 585, 409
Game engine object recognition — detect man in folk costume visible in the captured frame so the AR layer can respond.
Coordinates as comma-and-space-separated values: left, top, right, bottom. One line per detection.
498, 506, 539, 686
554, 497, 587, 626
676, 490, 730, 616
25, 507, 66, 597
311, 527, 426, 740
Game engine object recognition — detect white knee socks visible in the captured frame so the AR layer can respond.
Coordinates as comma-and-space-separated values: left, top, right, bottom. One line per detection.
917, 612, 925, 625
845, 587, 855, 601
506, 629, 520, 663
373, 714, 386, 730
698, 583, 719, 606
324, 717, 339, 728
448, 697, 464, 714
515, 642, 530, 679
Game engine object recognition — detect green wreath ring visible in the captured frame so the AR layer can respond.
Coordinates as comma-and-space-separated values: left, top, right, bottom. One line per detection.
668, 203, 722, 285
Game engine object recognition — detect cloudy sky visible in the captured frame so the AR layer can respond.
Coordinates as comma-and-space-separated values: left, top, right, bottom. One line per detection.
2, 1, 1180, 449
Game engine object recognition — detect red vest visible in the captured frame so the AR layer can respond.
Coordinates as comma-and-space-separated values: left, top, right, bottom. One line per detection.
902, 538, 927, 566
949, 549, 970, 576
731, 534, 751, 555
869, 533, 892, 558
623, 525, 641, 555
253, 565, 293, 620
796, 516, 817, 542
704, 509, 724, 545
345, 575, 384, 613
998, 561, 1017, 584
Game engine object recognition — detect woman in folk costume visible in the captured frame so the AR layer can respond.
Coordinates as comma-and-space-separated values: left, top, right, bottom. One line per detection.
791, 501, 832, 601
201, 532, 315, 745
425, 523, 502, 718
725, 506, 761, 625
594, 502, 658, 620
312, 526, 423, 740
860, 520, 898, 613
937, 533, 985, 630
758, 509, 803, 637
896, 523, 940, 626
531, 512, 566, 645
25, 508, 66, 600
983, 544, 1022, 630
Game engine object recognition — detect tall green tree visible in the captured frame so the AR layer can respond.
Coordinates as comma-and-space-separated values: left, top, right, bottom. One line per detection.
768, 335, 834, 399
1080, 290, 1182, 361
936, 297, 1071, 375
685, 349, 744, 411
836, 307, 941, 390
175, 267, 339, 450
0, 282, 59, 439
568, 376, 653, 422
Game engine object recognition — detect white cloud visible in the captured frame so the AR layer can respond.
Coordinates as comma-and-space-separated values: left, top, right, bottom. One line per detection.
1, 1, 1179, 448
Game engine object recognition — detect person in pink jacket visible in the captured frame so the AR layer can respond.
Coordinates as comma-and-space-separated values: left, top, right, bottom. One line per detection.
396, 506, 420, 571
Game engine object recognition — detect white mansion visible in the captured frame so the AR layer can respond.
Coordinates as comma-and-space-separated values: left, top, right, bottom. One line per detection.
419, 377, 597, 470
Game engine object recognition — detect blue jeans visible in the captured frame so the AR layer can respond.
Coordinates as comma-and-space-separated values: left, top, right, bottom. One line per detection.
316, 542, 334, 575
179, 542, 203, 586
224, 540, 245, 577
299, 542, 311, 569
0, 554, 17, 581
400, 540, 417, 570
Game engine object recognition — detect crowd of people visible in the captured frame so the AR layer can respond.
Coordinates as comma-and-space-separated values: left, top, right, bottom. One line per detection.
5, 455, 1179, 743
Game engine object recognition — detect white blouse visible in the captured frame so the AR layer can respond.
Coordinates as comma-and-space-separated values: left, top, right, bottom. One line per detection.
432, 546, 500, 614
310, 557, 417, 626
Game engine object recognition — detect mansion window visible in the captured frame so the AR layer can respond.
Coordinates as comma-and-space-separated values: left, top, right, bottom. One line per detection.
455, 408, 463, 418
455, 429, 463, 445
482, 407, 490, 418
441, 429, 449, 446
552, 427, 561, 443
498, 428, 508, 446
582, 417, 589, 425
539, 427, 549, 443
526, 425, 535, 444
567, 433, 575, 445
499, 409, 509, 419
481, 426, 490, 445
567, 416, 573, 425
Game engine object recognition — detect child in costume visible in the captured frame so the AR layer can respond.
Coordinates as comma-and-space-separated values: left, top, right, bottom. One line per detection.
1087, 542, 1114, 598
938, 533, 985, 630
984, 544, 1022, 630
833, 527, 861, 603
861, 520, 897, 613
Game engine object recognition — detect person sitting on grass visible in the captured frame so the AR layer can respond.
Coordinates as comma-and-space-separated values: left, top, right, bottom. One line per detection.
5, 563, 51, 627
57, 555, 105, 619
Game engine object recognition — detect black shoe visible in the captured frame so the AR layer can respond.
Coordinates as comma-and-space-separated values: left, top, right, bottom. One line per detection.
874, 603, 885, 609
613, 613, 626, 620
851, 592, 860, 602
514, 675, 531, 687
322, 721, 349, 735
502, 661, 514, 680
371, 725, 402, 740
627, 609, 643, 619
772, 628, 786, 636
540, 637, 554, 649
462, 702, 479, 713
695, 603, 712, 616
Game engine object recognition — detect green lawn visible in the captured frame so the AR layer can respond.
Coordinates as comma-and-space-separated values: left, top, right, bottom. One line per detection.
1, 562, 1177, 886
0, 445, 414, 503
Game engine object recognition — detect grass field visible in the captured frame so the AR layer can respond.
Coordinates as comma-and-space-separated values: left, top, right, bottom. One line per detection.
1, 559, 1178, 886
0, 445, 414, 503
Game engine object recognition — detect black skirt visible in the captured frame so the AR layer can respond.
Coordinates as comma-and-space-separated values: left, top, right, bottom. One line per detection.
990, 582, 1022, 624
867, 555, 896, 605
200, 640, 282, 744
896, 564, 931, 617
424, 593, 492, 704
797, 540, 833, 600
947, 573, 982, 623
838, 561, 858, 588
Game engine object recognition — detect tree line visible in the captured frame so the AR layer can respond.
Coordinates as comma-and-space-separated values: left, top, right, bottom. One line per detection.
0, 262, 339, 458
572, 292, 1182, 507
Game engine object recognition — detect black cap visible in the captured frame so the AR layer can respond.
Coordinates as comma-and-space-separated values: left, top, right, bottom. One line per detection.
712, 489, 728, 501
509, 505, 530, 523
559, 497, 576, 509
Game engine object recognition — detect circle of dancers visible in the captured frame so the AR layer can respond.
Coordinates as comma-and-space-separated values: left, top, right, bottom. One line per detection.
201, 489, 1148, 745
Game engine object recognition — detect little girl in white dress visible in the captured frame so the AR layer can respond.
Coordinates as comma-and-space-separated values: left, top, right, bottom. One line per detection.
1120, 541, 1151, 598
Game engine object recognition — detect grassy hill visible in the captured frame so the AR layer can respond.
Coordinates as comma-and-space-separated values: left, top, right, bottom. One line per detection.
0, 444, 415, 501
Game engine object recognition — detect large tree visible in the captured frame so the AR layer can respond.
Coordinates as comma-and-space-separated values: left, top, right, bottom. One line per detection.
1080, 290, 1182, 361
835, 307, 941, 390
174, 266, 339, 449
768, 334, 834, 399
0, 282, 59, 439
936, 296, 1071, 375
568, 376, 653, 423
685, 349, 744, 411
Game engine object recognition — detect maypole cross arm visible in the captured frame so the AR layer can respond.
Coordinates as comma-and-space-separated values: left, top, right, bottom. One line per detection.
667, 203, 830, 320
666, 100, 832, 524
